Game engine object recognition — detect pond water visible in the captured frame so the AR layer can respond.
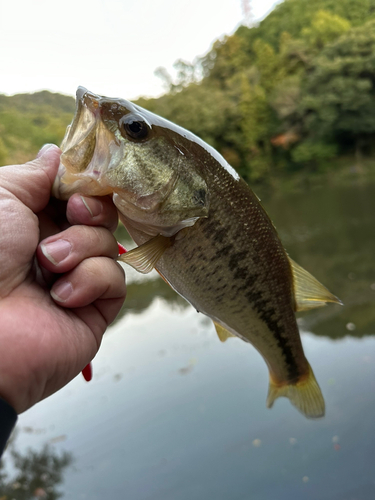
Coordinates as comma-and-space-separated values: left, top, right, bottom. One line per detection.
2, 178, 375, 499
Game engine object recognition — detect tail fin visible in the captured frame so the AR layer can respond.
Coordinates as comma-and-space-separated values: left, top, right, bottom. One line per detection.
266, 364, 325, 419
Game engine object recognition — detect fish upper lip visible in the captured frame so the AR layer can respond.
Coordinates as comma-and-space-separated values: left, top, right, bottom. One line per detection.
76, 87, 103, 115
63, 87, 102, 149
76, 86, 101, 105
76, 86, 88, 101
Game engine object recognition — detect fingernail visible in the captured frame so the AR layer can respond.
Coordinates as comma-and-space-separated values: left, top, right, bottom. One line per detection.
51, 281, 73, 302
41, 239, 72, 265
37, 143, 55, 158
80, 196, 103, 217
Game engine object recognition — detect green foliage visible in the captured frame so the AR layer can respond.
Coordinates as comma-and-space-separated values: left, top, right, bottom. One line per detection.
237, 0, 375, 50
201, 34, 249, 86
3, 0, 375, 182
299, 19, 375, 157
301, 10, 351, 51
0, 91, 74, 166
144, 0, 375, 182
138, 83, 233, 151
0, 134, 8, 165
291, 139, 338, 170
237, 76, 273, 180
0, 444, 73, 500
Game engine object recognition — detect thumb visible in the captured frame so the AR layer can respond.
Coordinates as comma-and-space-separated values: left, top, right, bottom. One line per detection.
0, 144, 61, 213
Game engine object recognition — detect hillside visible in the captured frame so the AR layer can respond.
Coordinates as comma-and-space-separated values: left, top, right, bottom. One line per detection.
138, 0, 375, 183
2, 0, 375, 183
0, 91, 75, 165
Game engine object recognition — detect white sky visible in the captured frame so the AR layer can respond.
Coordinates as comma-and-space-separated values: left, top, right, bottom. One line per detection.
0, 0, 281, 100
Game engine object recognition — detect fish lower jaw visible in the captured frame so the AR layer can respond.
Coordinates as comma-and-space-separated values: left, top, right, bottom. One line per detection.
52, 172, 112, 200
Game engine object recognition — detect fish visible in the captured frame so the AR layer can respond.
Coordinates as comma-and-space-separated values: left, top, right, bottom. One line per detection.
52, 87, 342, 419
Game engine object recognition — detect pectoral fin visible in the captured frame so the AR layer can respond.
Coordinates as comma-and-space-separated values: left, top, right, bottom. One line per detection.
289, 258, 342, 311
118, 234, 173, 274
214, 322, 236, 342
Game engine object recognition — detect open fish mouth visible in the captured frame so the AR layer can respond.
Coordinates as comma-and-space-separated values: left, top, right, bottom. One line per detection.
60, 87, 100, 173
52, 87, 123, 199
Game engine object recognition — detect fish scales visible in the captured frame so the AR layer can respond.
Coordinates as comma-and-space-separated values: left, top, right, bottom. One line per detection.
52, 87, 342, 419
149, 155, 309, 385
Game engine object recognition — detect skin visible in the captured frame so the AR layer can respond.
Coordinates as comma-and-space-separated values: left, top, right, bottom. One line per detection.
0, 144, 126, 414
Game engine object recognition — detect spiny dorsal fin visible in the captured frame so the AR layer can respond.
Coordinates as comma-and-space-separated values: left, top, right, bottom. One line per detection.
289, 257, 342, 312
266, 363, 325, 419
118, 234, 173, 274
214, 322, 236, 342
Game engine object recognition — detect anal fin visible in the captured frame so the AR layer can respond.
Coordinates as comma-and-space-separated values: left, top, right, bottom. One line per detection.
118, 234, 173, 274
214, 322, 236, 342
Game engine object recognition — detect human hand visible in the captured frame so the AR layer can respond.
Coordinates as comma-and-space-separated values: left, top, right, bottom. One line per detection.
0, 145, 126, 414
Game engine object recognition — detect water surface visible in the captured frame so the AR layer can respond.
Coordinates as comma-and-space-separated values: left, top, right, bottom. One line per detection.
2, 179, 375, 499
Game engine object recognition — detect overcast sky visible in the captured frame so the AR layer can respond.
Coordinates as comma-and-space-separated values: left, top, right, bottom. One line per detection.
0, 0, 281, 100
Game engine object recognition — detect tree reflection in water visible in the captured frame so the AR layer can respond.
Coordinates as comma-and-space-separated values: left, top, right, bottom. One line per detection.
113, 181, 375, 340
0, 440, 73, 500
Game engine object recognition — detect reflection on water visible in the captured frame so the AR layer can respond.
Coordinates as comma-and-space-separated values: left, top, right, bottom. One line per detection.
264, 181, 375, 339
3, 180, 375, 499
0, 436, 73, 499
115, 180, 375, 339
113, 277, 188, 324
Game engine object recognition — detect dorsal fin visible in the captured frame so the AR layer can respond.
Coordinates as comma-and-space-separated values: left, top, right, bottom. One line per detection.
214, 322, 236, 342
118, 234, 173, 274
289, 257, 342, 311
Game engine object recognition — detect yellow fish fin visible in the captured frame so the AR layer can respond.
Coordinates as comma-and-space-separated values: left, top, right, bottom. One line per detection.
118, 234, 173, 274
289, 257, 342, 311
266, 363, 325, 419
214, 322, 236, 342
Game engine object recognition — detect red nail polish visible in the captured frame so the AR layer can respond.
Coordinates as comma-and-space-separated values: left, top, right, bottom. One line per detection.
82, 363, 92, 382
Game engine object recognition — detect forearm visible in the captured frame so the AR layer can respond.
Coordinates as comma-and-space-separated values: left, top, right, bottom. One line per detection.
0, 397, 17, 456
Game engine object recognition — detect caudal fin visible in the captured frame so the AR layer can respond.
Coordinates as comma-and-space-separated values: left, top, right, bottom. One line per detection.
266, 364, 325, 419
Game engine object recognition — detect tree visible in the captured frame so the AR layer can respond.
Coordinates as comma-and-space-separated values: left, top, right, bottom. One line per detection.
201, 34, 250, 87
300, 19, 375, 163
301, 10, 351, 51
0, 444, 72, 500
237, 74, 274, 180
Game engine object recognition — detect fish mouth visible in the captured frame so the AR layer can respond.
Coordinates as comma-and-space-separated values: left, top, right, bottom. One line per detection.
60, 87, 101, 173
53, 87, 122, 200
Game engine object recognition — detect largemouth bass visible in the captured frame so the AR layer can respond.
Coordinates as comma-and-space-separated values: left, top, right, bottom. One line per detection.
53, 87, 341, 419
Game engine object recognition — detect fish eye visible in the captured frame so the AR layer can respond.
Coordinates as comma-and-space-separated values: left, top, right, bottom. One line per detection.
121, 114, 149, 140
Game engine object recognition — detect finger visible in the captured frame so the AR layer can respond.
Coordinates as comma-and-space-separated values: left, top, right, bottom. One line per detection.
0, 145, 61, 213
37, 225, 119, 273
73, 297, 125, 339
66, 194, 118, 233
50, 256, 126, 312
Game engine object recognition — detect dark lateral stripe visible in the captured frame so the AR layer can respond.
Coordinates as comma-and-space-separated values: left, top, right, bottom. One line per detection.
200, 215, 300, 381
227, 251, 300, 381
247, 289, 300, 381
